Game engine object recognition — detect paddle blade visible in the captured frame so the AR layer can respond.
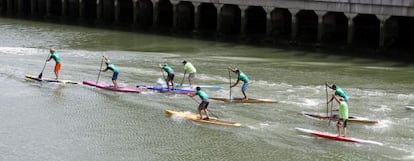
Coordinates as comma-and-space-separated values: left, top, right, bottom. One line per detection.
38, 72, 43, 79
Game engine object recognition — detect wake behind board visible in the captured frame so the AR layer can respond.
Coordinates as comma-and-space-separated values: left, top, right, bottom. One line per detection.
25, 74, 78, 84
210, 97, 277, 103
136, 85, 195, 94
295, 127, 383, 145
302, 112, 379, 125
165, 110, 241, 127
83, 80, 140, 93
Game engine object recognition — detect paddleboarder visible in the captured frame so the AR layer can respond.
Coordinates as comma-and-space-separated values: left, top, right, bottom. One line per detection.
46, 48, 62, 80
159, 64, 175, 90
327, 96, 349, 137
101, 56, 119, 88
228, 66, 249, 100
182, 60, 197, 87
326, 82, 349, 103
189, 86, 210, 120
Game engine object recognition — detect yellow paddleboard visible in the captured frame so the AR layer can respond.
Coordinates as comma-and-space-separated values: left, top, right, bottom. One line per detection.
25, 74, 78, 84
165, 110, 241, 127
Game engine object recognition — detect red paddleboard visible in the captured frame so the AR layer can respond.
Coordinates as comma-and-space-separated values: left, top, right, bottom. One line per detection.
83, 80, 140, 93
295, 127, 383, 145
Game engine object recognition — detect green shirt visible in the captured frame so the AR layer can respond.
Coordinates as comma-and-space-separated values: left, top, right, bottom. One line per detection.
238, 71, 249, 83
196, 90, 208, 101
183, 62, 196, 73
162, 65, 174, 74
50, 52, 61, 63
339, 101, 349, 120
106, 62, 119, 73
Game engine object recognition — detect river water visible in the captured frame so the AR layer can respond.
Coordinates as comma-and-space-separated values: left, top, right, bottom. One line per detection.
0, 17, 413, 161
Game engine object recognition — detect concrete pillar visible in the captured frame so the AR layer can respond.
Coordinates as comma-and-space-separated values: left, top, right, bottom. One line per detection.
7, 0, 13, 16
79, 0, 85, 19
172, 2, 178, 29
345, 13, 356, 46
31, 0, 37, 17
193, 2, 200, 33
265, 7, 272, 36
133, 0, 138, 25
289, 9, 299, 42
240, 5, 248, 36
113, 0, 122, 25
17, 0, 24, 17
114, 0, 119, 23
46, 0, 52, 17
96, 0, 102, 21
152, 0, 159, 28
315, 11, 326, 44
215, 4, 223, 33
62, 0, 67, 18
377, 15, 390, 48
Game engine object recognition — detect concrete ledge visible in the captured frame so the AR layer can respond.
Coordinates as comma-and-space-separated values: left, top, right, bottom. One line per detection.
171, 0, 414, 17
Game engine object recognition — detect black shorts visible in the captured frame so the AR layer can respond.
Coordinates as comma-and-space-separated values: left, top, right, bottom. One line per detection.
337, 119, 348, 128
167, 73, 175, 81
198, 101, 209, 110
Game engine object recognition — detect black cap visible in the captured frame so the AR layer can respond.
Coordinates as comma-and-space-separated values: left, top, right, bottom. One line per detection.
196, 86, 201, 90
182, 60, 187, 64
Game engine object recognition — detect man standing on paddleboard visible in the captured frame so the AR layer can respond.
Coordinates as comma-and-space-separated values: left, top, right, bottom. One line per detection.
228, 66, 249, 100
328, 96, 349, 137
326, 82, 349, 103
159, 64, 175, 90
182, 60, 197, 87
189, 86, 210, 120
101, 56, 119, 88
46, 48, 62, 80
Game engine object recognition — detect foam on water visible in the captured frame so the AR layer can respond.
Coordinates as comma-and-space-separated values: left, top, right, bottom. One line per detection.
367, 119, 392, 132
0, 47, 45, 56
246, 121, 272, 130
364, 66, 397, 70
369, 105, 392, 112
209, 56, 273, 62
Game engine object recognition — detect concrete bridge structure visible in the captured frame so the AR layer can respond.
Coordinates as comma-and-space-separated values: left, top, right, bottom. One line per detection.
1, 0, 414, 50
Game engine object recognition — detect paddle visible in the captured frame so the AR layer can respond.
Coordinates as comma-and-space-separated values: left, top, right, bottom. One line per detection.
38, 54, 50, 79
96, 56, 104, 84
325, 82, 329, 118
161, 68, 166, 81
189, 96, 219, 118
328, 101, 333, 126
180, 72, 186, 87
326, 83, 335, 126
228, 70, 232, 101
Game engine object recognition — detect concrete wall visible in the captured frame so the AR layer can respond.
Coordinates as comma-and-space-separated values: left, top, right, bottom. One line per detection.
173, 0, 414, 17
1, 0, 414, 52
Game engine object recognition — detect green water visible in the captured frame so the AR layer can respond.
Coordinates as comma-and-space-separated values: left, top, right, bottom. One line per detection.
0, 17, 413, 161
